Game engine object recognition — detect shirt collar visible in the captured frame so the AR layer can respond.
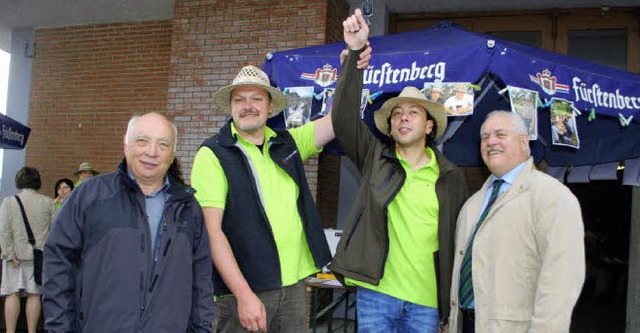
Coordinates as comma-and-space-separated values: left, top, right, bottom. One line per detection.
127, 169, 170, 197
230, 121, 276, 144
492, 160, 527, 185
395, 146, 438, 172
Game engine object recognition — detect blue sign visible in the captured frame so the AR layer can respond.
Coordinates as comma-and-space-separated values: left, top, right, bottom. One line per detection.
0, 113, 30, 149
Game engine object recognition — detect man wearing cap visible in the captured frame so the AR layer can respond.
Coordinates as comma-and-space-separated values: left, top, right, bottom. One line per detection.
73, 162, 99, 186
190, 14, 371, 332
448, 111, 584, 333
328, 11, 469, 332
444, 83, 474, 116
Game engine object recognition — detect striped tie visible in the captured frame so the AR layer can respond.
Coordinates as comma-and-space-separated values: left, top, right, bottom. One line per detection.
458, 179, 505, 309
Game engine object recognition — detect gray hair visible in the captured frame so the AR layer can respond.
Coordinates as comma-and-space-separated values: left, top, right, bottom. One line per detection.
482, 110, 530, 156
125, 112, 178, 153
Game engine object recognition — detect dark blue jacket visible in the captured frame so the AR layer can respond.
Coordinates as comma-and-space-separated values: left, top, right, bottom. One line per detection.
201, 121, 331, 295
43, 160, 215, 332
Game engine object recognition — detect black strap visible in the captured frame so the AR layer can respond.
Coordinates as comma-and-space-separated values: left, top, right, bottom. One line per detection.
14, 195, 36, 247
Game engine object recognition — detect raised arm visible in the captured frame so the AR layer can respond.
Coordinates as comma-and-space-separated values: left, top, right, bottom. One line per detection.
313, 8, 371, 149
331, 8, 377, 169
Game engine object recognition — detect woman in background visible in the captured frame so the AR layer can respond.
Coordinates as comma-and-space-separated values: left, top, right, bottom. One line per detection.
53, 178, 74, 210
0, 167, 56, 333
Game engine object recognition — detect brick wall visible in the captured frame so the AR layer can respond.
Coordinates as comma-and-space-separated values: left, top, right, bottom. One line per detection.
168, 0, 330, 195
27, 21, 172, 194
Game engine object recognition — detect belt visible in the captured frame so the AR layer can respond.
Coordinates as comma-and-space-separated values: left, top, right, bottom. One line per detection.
461, 308, 475, 321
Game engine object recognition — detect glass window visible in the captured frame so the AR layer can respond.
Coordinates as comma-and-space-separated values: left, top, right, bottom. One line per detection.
568, 29, 627, 71
487, 31, 542, 48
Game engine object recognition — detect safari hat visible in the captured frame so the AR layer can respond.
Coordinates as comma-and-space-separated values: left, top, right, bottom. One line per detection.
74, 162, 99, 176
453, 83, 468, 93
213, 65, 288, 117
431, 86, 443, 93
374, 86, 447, 139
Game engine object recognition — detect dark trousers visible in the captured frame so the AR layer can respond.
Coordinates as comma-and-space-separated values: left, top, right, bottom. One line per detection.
215, 280, 307, 333
461, 309, 475, 333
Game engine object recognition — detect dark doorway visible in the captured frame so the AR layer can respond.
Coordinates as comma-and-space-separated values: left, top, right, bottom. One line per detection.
569, 179, 631, 333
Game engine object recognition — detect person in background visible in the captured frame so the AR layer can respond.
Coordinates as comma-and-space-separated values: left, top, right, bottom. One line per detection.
73, 161, 99, 187
449, 111, 585, 332
329, 9, 469, 333
0, 167, 56, 333
52, 178, 74, 211
429, 85, 445, 104
44, 112, 214, 332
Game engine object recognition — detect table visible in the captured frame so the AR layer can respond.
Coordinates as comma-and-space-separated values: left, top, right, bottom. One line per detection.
305, 277, 356, 333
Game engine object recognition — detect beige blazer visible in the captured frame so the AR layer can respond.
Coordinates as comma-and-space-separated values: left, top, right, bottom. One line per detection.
0, 189, 56, 260
449, 158, 585, 333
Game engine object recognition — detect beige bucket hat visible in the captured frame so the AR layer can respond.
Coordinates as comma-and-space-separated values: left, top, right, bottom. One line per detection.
373, 86, 447, 139
213, 65, 288, 117
74, 162, 99, 176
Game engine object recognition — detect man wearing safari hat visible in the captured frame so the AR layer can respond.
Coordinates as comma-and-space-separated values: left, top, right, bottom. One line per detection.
73, 161, 99, 186
190, 12, 371, 332
329, 10, 469, 332
430, 85, 444, 104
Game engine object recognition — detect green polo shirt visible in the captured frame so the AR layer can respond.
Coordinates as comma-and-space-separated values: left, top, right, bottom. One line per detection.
191, 122, 322, 287
347, 147, 440, 307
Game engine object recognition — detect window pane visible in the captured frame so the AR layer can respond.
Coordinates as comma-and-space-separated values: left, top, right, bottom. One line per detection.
487, 31, 542, 48
568, 29, 627, 71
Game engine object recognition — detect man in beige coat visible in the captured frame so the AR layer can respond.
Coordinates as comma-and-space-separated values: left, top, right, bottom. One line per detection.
449, 111, 585, 332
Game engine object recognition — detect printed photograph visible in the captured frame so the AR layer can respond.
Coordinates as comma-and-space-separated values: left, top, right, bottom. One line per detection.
283, 86, 314, 128
508, 86, 539, 140
360, 89, 370, 120
424, 82, 474, 116
550, 98, 580, 148
319, 88, 335, 116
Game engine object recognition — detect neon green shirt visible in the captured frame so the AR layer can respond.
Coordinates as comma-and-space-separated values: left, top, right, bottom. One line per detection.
348, 147, 440, 307
191, 121, 322, 287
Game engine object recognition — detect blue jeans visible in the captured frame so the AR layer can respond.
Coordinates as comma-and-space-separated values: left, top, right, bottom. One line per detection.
357, 287, 439, 333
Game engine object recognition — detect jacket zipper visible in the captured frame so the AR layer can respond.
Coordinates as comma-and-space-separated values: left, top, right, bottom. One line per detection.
380, 163, 405, 275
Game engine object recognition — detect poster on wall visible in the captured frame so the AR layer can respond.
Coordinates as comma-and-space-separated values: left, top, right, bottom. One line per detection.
508, 86, 539, 140
550, 98, 580, 148
283, 87, 314, 128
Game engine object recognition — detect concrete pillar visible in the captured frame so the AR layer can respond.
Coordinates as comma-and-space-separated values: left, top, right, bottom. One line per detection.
1, 28, 33, 199
628, 186, 640, 331
0, 25, 11, 52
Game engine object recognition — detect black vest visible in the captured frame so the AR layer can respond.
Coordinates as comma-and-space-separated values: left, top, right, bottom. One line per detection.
201, 121, 331, 295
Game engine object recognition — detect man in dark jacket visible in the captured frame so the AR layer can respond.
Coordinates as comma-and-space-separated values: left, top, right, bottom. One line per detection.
190, 31, 371, 333
329, 9, 469, 332
43, 112, 215, 332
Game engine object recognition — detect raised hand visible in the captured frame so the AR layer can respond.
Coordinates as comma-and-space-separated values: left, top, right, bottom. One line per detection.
343, 8, 369, 51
